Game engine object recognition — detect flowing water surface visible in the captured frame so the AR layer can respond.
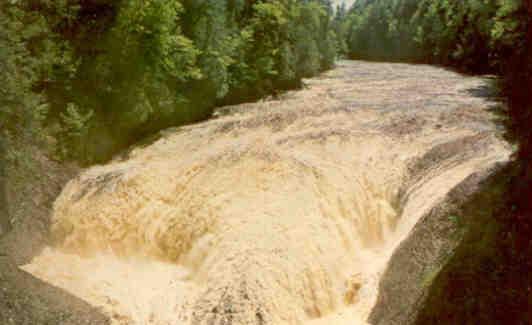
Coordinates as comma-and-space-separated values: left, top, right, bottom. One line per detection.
22, 61, 510, 325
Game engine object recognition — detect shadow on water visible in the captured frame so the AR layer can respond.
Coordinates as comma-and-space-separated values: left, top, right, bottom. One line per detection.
465, 80, 515, 142
465, 81, 500, 101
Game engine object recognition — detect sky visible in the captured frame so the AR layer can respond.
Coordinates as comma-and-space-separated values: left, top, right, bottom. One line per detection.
332, 0, 357, 9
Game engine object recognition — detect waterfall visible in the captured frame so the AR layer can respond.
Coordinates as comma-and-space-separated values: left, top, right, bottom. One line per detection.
22, 61, 510, 325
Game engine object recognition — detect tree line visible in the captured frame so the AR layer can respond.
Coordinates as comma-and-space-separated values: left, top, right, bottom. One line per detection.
342, 0, 531, 140
1, 0, 340, 164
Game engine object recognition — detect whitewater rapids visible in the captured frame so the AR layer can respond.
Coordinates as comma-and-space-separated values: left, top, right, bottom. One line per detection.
22, 61, 510, 324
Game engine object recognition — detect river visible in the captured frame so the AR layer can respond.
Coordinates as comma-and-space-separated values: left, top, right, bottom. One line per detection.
22, 61, 510, 325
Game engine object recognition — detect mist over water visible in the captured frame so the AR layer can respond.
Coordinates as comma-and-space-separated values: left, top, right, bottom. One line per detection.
23, 61, 510, 325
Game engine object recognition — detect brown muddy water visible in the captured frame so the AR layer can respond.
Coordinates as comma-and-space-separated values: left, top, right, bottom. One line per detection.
22, 61, 510, 325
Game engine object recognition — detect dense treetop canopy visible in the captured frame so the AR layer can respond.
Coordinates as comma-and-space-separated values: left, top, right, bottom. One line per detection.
343, 0, 531, 143
1, 0, 340, 163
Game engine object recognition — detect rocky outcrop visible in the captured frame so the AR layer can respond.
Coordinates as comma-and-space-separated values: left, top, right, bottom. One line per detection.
369, 162, 508, 325
0, 142, 110, 325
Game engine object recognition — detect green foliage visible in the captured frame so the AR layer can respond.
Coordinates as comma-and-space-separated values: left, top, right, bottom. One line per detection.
0, 0, 76, 170
332, 3, 350, 57
0, 0, 338, 165
342, 0, 531, 146
343, 0, 512, 71
57, 103, 93, 161
342, 0, 532, 152
0, 2, 51, 144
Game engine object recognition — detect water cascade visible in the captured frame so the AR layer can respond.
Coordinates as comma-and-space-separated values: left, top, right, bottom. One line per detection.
22, 61, 510, 325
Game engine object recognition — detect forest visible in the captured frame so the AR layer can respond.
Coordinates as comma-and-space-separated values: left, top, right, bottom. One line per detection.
342, 0, 531, 145
0, 0, 340, 164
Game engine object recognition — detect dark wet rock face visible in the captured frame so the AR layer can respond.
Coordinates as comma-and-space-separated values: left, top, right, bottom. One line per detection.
0, 141, 110, 324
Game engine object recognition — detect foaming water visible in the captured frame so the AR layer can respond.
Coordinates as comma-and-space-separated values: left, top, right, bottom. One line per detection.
24, 249, 195, 324
22, 61, 510, 324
